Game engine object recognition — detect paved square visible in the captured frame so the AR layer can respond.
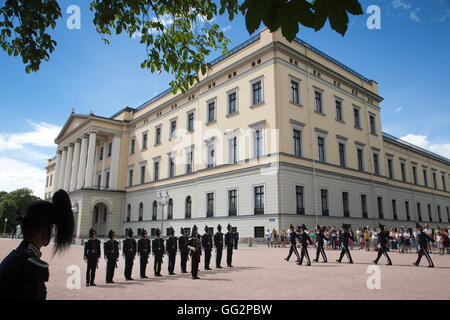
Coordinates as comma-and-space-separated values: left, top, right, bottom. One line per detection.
1, 239, 449, 300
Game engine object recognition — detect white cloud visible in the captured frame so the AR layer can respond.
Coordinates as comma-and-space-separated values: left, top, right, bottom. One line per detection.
221, 25, 232, 32
410, 9, 421, 22
0, 157, 46, 198
438, 10, 450, 22
0, 120, 61, 151
392, 0, 412, 10
395, 106, 403, 113
400, 134, 450, 159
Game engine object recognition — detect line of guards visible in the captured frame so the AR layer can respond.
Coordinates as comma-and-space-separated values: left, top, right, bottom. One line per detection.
84, 224, 238, 285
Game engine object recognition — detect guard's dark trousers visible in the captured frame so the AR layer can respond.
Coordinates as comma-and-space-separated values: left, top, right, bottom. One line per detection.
106, 259, 116, 282
315, 245, 327, 262
140, 257, 148, 277
204, 250, 211, 269
299, 247, 311, 265
168, 253, 176, 274
286, 243, 300, 261
154, 255, 162, 275
124, 257, 133, 279
374, 247, 392, 265
86, 259, 97, 284
180, 252, 188, 272
226, 246, 233, 266
415, 247, 434, 267
337, 246, 353, 263
216, 249, 223, 268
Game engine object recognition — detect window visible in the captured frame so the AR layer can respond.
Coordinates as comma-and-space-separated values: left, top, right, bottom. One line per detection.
318, 136, 326, 163
228, 91, 237, 114
49, 174, 52, 186
155, 126, 161, 145
342, 192, 350, 217
437, 205, 442, 223
392, 199, 398, 220
354, 108, 361, 129
423, 168, 428, 186
170, 119, 177, 139
428, 204, 433, 222
442, 175, 447, 191
185, 196, 192, 219
377, 197, 384, 219
254, 186, 265, 215
254, 129, 263, 159
338, 143, 346, 168
46, 176, 49, 187
140, 165, 145, 184
97, 174, 101, 189
207, 101, 216, 123
108, 143, 112, 157
321, 189, 329, 216
314, 91, 323, 113
417, 203, 422, 222
186, 148, 194, 174
206, 141, 215, 168
229, 137, 238, 164
335, 99, 343, 121
357, 148, 364, 171
252, 81, 262, 105
412, 166, 418, 184
296, 186, 305, 215
99, 147, 104, 160
153, 160, 159, 181
168, 199, 173, 220
405, 201, 410, 221
168, 154, 175, 177
126, 204, 131, 222
139, 203, 143, 221
432, 172, 437, 189
361, 195, 368, 218
293, 129, 302, 157
152, 201, 157, 221
369, 115, 377, 134
387, 158, 394, 179
373, 153, 380, 175
142, 133, 148, 150
207, 193, 214, 217
400, 161, 406, 182
128, 168, 133, 187
187, 112, 194, 132
130, 138, 135, 155
228, 190, 237, 216
291, 80, 300, 104
105, 171, 110, 189
254, 227, 265, 238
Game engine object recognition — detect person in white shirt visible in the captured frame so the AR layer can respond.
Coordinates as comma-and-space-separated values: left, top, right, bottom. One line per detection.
265, 229, 272, 248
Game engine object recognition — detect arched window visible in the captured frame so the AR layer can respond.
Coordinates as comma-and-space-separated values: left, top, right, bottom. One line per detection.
139, 202, 143, 221
152, 201, 157, 221
185, 196, 192, 219
127, 204, 131, 222
168, 199, 173, 220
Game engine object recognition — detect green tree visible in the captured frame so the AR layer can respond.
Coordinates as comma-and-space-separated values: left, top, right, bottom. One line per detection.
0, 188, 40, 234
1, 0, 362, 93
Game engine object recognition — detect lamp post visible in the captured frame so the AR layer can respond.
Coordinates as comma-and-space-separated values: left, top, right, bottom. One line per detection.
157, 191, 169, 237
3, 218, 7, 236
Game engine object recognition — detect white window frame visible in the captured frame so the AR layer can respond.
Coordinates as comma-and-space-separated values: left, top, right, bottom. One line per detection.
313, 86, 324, 114
250, 76, 264, 107
226, 130, 239, 164
169, 117, 177, 140
139, 161, 147, 185
185, 145, 194, 174
289, 75, 302, 106
337, 138, 347, 168
250, 122, 265, 159
142, 131, 148, 151
154, 125, 162, 145
227, 187, 239, 216
186, 109, 195, 132
153, 156, 161, 181
204, 138, 216, 168
291, 121, 304, 157
167, 151, 176, 177
316, 130, 327, 163
334, 96, 344, 122
227, 87, 239, 115
252, 183, 266, 215
206, 97, 217, 124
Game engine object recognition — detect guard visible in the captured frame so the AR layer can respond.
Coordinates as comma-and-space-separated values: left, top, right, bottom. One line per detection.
152, 228, 165, 276
166, 227, 177, 275
188, 225, 202, 279
413, 222, 435, 268
137, 229, 151, 278
373, 223, 392, 266
336, 223, 353, 264
123, 228, 137, 280
225, 223, 234, 267
202, 225, 213, 270
313, 225, 328, 263
285, 224, 300, 262
84, 228, 101, 286
178, 227, 189, 273
104, 229, 119, 284
214, 224, 224, 268
297, 224, 313, 266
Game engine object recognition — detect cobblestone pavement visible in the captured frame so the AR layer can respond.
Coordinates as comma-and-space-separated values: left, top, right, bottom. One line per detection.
1, 239, 449, 300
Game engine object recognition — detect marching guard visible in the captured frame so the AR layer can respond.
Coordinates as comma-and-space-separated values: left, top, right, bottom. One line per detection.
137, 229, 151, 278
413, 223, 435, 268
188, 225, 202, 279
233, 229, 239, 250
225, 224, 234, 267
214, 224, 224, 268
297, 224, 313, 266
84, 228, 101, 286
202, 225, 213, 270
313, 225, 328, 263
285, 224, 300, 262
0, 190, 74, 300
178, 228, 189, 273
372, 223, 392, 266
152, 228, 165, 276
336, 223, 353, 264
166, 227, 178, 275
104, 229, 119, 283
123, 229, 137, 280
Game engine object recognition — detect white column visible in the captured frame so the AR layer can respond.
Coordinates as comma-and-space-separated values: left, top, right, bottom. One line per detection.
77, 136, 89, 189
63, 144, 73, 191
53, 151, 61, 194
58, 148, 67, 190
70, 141, 81, 191
84, 131, 97, 188
100, 141, 107, 188
91, 145, 99, 188
110, 135, 121, 190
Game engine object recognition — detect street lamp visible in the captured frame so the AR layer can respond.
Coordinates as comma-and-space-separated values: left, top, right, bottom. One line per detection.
3, 217, 7, 236
157, 191, 169, 237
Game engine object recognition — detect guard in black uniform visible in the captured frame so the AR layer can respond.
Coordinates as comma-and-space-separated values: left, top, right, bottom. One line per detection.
123, 229, 137, 280
202, 225, 213, 270
188, 225, 202, 279
104, 229, 119, 284
373, 223, 392, 265
0, 189, 74, 300
84, 228, 101, 286
225, 224, 234, 267
137, 229, 151, 278
166, 227, 177, 275
214, 224, 224, 268
233, 229, 239, 250
313, 225, 328, 263
413, 222, 435, 268
297, 224, 313, 266
178, 228, 189, 273
152, 228, 165, 276
285, 224, 300, 262
336, 223, 353, 264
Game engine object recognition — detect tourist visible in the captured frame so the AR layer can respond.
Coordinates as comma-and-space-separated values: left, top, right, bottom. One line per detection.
403, 228, 411, 254
265, 229, 272, 248
364, 228, 370, 251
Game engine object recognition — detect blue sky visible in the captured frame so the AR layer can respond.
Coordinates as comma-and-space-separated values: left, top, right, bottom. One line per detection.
1, 0, 449, 198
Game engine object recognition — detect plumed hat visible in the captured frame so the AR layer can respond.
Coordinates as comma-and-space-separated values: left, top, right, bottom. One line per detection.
156, 228, 161, 236
289, 224, 294, 229
217, 224, 222, 231
204, 225, 209, 232
127, 228, 134, 237
316, 225, 322, 231
108, 229, 115, 239
89, 228, 96, 237
227, 223, 232, 232
378, 223, 385, 230
192, 225, 198, 237
301, 224, 307, 231
142, 229, 148, 236
168, 227, 174, 236
180, 227, 185, 235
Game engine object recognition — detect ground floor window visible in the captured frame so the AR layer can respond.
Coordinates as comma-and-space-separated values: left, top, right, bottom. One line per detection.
254, 226, 265, 238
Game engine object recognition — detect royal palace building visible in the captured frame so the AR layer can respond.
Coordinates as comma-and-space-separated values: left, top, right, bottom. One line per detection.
44, 28, 450, 240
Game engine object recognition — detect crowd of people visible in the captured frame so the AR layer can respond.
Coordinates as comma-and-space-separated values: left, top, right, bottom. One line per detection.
265, 224, 450, 255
